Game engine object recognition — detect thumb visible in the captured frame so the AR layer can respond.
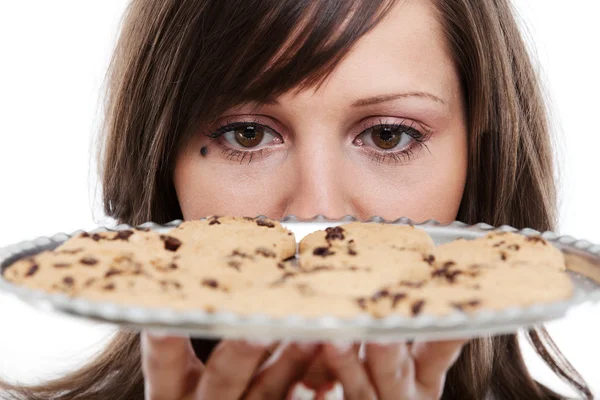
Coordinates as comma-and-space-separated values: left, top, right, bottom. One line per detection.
141, 332, 204, 400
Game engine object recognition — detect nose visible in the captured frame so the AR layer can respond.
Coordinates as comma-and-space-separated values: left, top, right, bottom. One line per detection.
282, 141, 354, 220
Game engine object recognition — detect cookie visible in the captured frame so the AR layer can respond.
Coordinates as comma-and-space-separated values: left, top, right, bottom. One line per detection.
3, 219, 572, 320
298, 223, 435, 271
4, 216, 296, 307
434, 232, 565, 272
171, 216, 296, 260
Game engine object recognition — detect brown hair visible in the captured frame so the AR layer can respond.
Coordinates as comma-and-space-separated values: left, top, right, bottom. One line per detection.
1, 0, 592, 399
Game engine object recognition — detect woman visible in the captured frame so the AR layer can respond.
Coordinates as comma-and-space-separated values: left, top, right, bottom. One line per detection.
1, 0, 593, 398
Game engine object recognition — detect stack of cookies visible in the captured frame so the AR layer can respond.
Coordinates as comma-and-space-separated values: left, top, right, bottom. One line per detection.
3, 217, 573, 318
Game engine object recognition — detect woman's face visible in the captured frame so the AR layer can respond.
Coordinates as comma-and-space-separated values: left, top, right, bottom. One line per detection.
174, 0, 467, 223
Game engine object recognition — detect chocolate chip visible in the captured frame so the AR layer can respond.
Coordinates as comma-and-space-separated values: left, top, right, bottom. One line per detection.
256, 219, 275, 228
62, 276, 74, 287
232, 250, 251, 258
228, 260, 242, 271
58, 248, 83, 255
80, 257, 98, 266
423, 254, 435, 265
103, 283, 116, 291
79, 232, 90, 238
295, 283, 315, 296
308, 265, 334, 273
91, 233, 103, 242
256, 247, 276, 258
313, 247, 334, 257
371, 289, 390, 302
348, 246, 357, 256
411, 300, 425, 316
507, 244, 520, 251
452, 300, 481, 311
271, 271, 297, 286
446, 270, 463, 283
209, 217, 221, 225
53, 263, 70, 269
398, 280, 425, 288
200, 146, 208, 157
526, 236, 546, 245
160, 279, 182, 290
392, 293, 407, 308
443, 261, 456, 268
160, 235, 182, 251
114, 230, 134, 241
500, 252, 508, 261
431, 267, 448, 278
134, 264, 144, 275
325, 226, 345, 241
288, 232, 293, 236
277, 262, 285, 269
202, 279, 219, 289
356, 298, 367, 310
168, 263, 178, 270
432, 264, 463, 283
25, 264, 39, 277
104, 268, 122, 278
493, 240, 506, 248
113, 255, 133, 264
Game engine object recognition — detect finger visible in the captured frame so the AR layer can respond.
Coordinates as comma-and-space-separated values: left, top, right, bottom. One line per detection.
300, 350, 336, 390
246, 343, 319, 400
412, 339, 466, 389
365, 343, 414, 400
323, 343, 377, 400
141, 332, 202, 400
315, 382, 342, 400
195, 340, 269, 399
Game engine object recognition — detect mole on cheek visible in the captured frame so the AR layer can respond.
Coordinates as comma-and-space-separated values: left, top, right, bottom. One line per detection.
200, 146, 208, 157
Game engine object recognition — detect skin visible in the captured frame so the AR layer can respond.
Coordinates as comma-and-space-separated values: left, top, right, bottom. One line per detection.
146, 0, 469, 398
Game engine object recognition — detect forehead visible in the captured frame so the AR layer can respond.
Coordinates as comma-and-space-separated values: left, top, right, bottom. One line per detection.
281, 0, 458, 106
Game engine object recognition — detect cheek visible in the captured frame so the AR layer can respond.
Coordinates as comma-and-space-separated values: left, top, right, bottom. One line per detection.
174, 148, 292, 219
347, 132, 467, 223
174, 127, 468, 222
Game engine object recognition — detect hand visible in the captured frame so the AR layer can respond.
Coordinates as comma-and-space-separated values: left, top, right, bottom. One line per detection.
313, 340, 466, 400
141, 332, 319, 400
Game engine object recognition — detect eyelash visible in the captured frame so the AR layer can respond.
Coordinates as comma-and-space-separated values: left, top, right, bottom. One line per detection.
205, 120, 274, 163
356, 119, 431, 165
204, 120, 431, 165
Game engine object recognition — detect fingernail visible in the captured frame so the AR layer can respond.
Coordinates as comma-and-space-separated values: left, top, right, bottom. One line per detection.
296, 342, 318, 353
331, 341, 352, 354
244, 339, 275, 348
146, 329, 172, 338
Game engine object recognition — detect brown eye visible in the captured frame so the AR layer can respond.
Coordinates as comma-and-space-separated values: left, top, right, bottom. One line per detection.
234, 125, 265, 148
371, 126, 401, 149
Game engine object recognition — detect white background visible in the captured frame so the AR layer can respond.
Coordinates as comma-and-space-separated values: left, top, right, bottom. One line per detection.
0, 0, 598, 396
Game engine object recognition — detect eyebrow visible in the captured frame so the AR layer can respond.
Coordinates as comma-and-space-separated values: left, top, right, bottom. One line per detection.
351, 91, 446, 107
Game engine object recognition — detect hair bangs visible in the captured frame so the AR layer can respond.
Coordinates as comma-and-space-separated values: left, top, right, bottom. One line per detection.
181, 0, 396, 127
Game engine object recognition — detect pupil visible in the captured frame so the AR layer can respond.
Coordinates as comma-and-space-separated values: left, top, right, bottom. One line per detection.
380, 128, 394, 142
235, 125, 264, 148
242, 126, 256, 139
371, 126, 401, 150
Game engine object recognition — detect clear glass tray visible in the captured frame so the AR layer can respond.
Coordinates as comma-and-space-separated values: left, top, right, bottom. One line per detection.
1, 216, 598, 341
